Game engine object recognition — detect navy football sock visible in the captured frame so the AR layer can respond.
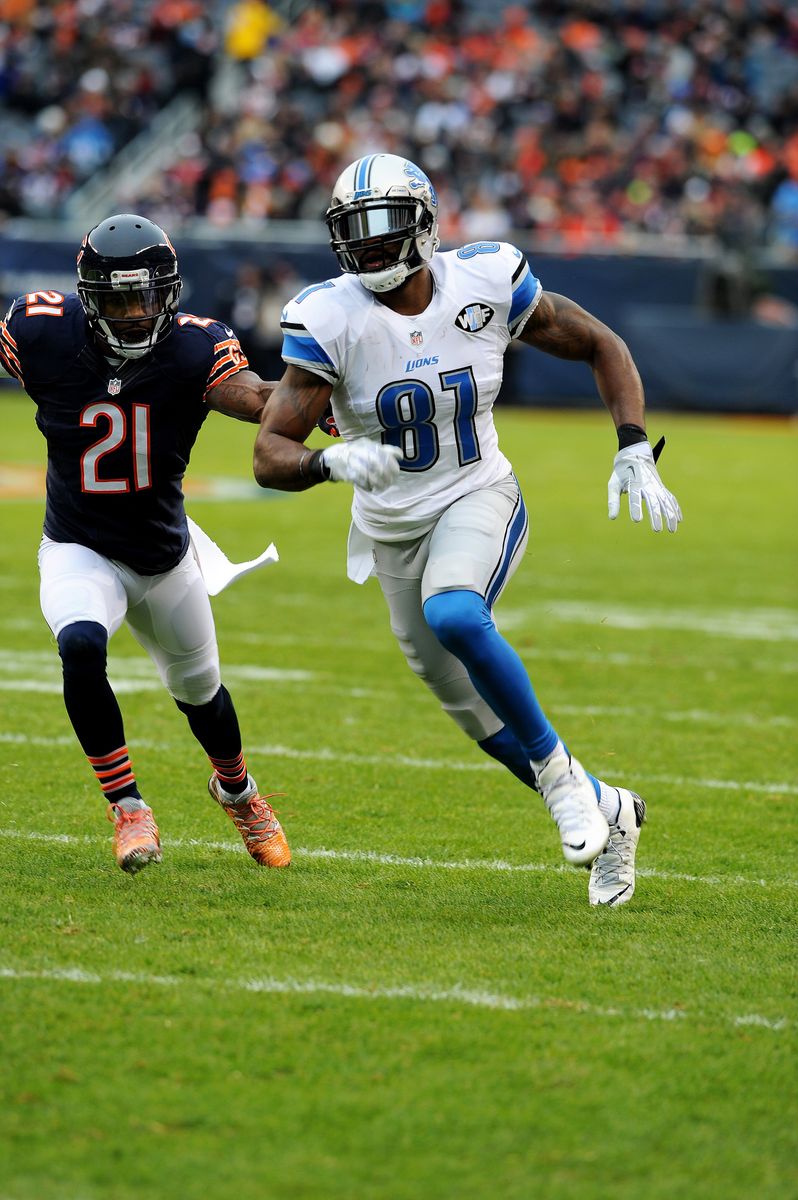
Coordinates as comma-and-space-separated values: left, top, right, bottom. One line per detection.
423, 590, 558, 761
175, 685, 250, 794
479, 726, 537, 788
58, 621, 141, 802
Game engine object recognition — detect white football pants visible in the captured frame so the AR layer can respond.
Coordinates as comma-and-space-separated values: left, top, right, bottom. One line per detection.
38, 536, 221, 706
366, 474, 529, 742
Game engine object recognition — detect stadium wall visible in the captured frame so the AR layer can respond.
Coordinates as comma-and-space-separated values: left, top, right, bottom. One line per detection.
2, 229, 796, 414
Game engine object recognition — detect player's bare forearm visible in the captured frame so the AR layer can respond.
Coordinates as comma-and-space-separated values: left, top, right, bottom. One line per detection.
521, 291, 646, 429
253, 364, 334, 491
206, 370, 276, 423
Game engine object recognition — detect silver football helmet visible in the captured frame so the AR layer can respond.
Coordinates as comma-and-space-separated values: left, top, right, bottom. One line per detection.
326, 154, 440, 293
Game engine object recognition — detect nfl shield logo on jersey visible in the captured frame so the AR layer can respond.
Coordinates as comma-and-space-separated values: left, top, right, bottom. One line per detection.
410, 330, 423, 346
107, 378, 122, 396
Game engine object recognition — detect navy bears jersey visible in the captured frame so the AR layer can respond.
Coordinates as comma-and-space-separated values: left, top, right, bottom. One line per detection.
0, 292, 248, 573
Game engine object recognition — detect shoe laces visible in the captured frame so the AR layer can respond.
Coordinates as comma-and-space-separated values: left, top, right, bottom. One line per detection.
108, 804, 157, 842
228, 792, 284, 839
592, 823, 633, 885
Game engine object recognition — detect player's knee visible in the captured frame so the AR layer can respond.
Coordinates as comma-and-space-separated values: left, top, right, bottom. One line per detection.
388, 622, 429, 681
440, 697, 500, 742
57, 621, 108, 677
423, 590, 491, 655
174, 684, 224, 717
166, 662, 221, 707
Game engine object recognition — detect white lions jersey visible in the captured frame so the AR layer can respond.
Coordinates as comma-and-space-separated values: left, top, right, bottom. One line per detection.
281, 241, 542, 541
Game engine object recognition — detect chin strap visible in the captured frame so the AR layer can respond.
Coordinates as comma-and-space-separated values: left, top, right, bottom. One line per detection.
359, 262, 412, 293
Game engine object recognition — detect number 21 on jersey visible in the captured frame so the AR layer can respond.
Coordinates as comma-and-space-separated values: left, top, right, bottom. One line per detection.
80, 402, 151, 493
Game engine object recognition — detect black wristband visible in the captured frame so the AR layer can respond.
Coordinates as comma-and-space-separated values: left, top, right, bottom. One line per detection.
616, 423, 648, 451
301, 448, 329, 482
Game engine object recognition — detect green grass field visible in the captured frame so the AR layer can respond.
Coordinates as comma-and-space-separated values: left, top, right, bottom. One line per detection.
0, 393, 796, 1200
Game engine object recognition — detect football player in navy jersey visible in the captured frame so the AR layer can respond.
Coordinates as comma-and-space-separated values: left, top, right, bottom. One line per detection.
253, 153, 683, 907
0, 213, 290, 874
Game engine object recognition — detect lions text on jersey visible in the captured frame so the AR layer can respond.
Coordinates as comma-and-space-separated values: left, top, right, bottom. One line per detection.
280, 241, 541, 541
0, 293, 248, 573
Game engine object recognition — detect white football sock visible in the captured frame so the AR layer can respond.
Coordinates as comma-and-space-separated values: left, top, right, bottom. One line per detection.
216, 774, 258, 804
597, 781, 622, 825
112, 795, 147, 813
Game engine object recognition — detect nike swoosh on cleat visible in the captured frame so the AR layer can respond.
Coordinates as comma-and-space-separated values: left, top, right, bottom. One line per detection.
606, 884, 631, 906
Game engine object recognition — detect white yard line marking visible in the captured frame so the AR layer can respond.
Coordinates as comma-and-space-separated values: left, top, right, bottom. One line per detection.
226, 633, 798, 674
639, 773, 798, 795
3, 640, 796, 684
0, 651, 313, 687
1, 730, 796, 795
0, 670, 793, 725
0, 733, 76, 747
0, 679, 163, 695
734, 1014, 790, 1030
499, 602, 798, 643
1, 649, 793, 722
553, 704, 794, 729
0, 964, 787, 1031
0, 828, 794, 890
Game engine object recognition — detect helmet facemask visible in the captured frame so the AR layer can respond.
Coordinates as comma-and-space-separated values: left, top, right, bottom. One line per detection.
77, 215, 182, 360
78, 266, 181, 360
327, 196, 438, 293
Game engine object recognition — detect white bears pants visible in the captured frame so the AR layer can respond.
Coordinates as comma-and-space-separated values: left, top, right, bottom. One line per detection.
38, 536, 221, 706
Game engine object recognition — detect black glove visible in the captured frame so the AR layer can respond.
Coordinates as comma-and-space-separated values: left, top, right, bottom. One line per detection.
316, 405, 340, 438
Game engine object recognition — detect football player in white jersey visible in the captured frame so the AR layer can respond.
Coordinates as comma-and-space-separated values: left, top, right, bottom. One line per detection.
253, 153, 682, 906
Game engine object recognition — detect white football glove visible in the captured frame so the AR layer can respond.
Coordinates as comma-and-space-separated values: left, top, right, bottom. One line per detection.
608, 441, 682, 533
321, 438, 403, 491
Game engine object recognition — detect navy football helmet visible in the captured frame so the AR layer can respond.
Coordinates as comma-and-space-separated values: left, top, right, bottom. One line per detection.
77, 214, 182, 359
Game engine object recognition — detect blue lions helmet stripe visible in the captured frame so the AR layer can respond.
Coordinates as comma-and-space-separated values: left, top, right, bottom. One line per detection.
355, 155, 377, 191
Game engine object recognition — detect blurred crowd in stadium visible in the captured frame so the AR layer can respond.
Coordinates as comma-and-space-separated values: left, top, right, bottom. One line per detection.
1, 0, 797, 254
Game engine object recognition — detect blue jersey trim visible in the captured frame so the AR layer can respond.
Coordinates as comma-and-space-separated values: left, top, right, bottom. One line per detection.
281, 332, 336, 371
486, 487, 528, 609
508, 267, 540, 328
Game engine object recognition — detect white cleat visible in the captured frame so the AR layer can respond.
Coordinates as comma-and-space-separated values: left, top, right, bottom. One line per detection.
536, 744, 609, 866
589, 788, 646, 907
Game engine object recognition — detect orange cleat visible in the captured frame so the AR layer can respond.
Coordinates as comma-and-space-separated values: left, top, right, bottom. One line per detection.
208, 775, 291, 868
108, 802, 162, 874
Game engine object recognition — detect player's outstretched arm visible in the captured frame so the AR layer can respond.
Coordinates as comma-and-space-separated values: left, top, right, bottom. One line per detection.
205, 369, 277, 423
520, 291, 681, 532
520, 291, 646, 428
254, 364, 335, 491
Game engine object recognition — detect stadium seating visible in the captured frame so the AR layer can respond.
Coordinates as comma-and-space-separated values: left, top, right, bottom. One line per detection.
1, 0, 797, 252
